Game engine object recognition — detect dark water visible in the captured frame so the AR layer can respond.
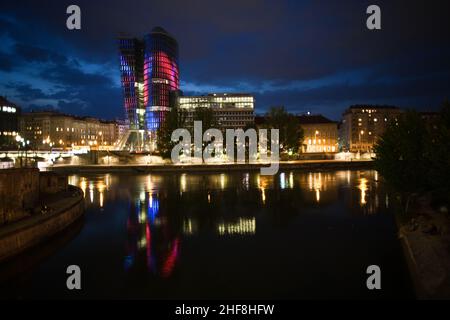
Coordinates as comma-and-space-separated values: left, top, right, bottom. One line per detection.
0, 170, 413, 299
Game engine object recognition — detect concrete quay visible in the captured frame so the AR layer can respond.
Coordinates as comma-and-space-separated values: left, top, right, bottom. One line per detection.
0, 186, 84, 262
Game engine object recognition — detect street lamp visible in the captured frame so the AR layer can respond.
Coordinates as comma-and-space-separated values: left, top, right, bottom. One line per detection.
315, 130, 319, 152
359, 130, 364, 154
99, 131, 104, 149
15, 135, 21, 167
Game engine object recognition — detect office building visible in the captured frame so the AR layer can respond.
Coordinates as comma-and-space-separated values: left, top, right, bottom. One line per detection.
117, 27, 179, 151
178, 93, 255, 131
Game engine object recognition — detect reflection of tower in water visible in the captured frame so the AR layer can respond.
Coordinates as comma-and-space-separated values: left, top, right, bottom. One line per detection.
124, 191, 179, 278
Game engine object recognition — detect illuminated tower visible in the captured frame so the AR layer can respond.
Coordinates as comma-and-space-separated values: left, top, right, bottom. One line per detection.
144, 27, 180, 148
117, 36, 146, 151
117, 27, 179, 152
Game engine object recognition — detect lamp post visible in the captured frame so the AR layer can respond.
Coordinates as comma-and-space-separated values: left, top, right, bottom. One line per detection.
315, 130, 319, 153
99, 131, 103, 146
25, 140, 29, 167
15, 134, 22, 167
359, 130, 364, 154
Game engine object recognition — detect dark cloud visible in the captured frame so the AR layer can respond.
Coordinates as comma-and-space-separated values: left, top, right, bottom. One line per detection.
41, 62, 112, 88
28, 103, 58, 111
14, 44, 67, 64
4, 82, 64, 101
0, 0, 449, 120
0, 52, 13, 71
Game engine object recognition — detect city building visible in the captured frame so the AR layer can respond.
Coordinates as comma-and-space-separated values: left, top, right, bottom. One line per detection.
255, 113, 337, 154
118, 37, 145, 131
117, 27, 180, 151
178, 93, 255, 131
115, 119, 129, 141
0, 96, 21, 149
339, 105, 402, 152
298, 114, 338, 153
19, 111, 117, 150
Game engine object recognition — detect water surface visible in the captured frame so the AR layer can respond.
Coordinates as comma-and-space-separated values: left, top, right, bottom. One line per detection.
0, 170, 413, 299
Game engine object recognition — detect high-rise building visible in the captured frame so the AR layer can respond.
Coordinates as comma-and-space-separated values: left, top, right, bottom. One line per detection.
144, 27, 180, 132
339, 105, 402, 152
117, 27, 179, 151
118, 37, 145, 130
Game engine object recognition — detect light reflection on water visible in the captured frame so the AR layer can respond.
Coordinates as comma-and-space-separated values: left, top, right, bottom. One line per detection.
67, 170, 389, 280
9, 169, 412, 299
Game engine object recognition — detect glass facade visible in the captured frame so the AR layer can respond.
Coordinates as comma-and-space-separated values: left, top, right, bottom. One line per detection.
178, 93, 255, 131
118, 37, 145, 130
118, 27, 179, 136
144, 27, 180, 131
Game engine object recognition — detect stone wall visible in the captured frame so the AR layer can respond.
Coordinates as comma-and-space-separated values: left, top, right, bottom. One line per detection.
0, 168, 40, 225
0, 186, 84, 262
39, 172, 68, 194
0, 168, 69, 225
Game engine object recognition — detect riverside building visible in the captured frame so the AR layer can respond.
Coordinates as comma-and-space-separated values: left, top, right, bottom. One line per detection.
178, 93, 255, 131
117, 27, 179, 151
339, 105, 402, 152
19, 111, 117, 150
298, 114, 338, 153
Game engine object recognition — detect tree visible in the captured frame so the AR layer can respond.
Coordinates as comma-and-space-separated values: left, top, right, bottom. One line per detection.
194, 106, 217, 131
375, 110, 430, 191
374, 110, 431, 213
426, 100, 450, 198
157, 107, 186, 158
376, 103, 450, 212
264, 106, 304, 153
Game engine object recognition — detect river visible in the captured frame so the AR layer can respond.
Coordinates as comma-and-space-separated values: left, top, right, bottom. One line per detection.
0, 169, 413, 299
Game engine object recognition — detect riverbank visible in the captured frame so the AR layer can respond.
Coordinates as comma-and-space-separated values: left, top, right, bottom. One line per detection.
397, 198, 450, 299
49, 159, 374, 174
0, 185, 84, 262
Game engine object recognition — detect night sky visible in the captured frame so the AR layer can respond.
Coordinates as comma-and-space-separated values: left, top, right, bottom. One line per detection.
0, 0, 449, 121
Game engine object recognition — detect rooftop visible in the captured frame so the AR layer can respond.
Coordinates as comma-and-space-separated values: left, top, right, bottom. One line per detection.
22, 110, 116, 124
255, 114, 335, 125
297, 114, 336, 125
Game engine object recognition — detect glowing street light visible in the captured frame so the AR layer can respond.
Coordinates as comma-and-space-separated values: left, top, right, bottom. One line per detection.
359, 130, 365, 153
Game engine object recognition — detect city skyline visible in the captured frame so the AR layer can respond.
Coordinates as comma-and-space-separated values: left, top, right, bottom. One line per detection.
0, 0, 449, 122
1, 1, 450, 303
